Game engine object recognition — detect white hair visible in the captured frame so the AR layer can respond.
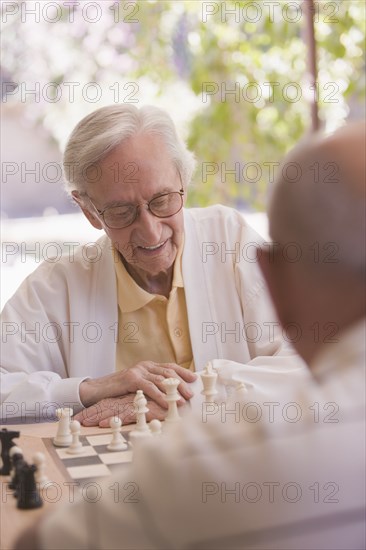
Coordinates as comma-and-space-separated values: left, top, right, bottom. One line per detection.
63, 104, 196, 195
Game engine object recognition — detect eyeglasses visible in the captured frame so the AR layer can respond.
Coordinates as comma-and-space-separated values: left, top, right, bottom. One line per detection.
84, 188, 185, 229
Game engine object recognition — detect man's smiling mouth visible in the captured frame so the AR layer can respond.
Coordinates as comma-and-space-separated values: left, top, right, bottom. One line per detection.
138, 240, 168, 251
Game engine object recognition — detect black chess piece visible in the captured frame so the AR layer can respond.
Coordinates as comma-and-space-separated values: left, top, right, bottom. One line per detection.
9, 450, 26, 497
0, 428, 20, 475
17, 463, 43, 510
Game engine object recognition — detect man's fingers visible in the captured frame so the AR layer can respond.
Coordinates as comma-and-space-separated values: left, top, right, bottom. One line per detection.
98, 401, 167, 427
146, 408, 166, 422
99, 409, 135, 428
99, 416, 115, 428
156, 363, 197, 382
140, 377, 191, 407
176, 381, 194, 400
153, 372, 194, 401
78, 407, 106, 426
74, 405, 100, 425
138, 380, 170, 409
147, 365, 195, 400
76, 397, 136, 426
79, 415, 99, 427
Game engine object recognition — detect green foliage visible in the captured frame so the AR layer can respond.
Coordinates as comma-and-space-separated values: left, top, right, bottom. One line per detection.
2, 0, 365, 211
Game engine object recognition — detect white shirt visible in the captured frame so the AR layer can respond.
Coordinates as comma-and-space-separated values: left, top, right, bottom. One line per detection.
1, 206, 306, 419
39, 319, 366, 550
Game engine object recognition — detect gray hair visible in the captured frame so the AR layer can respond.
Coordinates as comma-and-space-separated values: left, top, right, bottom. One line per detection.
63, 104, 196, 195
269, 126, 366, 277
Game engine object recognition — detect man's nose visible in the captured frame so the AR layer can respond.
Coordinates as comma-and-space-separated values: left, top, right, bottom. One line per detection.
135, 205, 162, 242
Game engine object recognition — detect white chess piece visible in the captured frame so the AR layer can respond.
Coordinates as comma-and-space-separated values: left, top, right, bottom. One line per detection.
226, 381, 249, 405
200, 362, 218, 403
129, 391, 152, 443
149, 419, 162, 436
33, 451, 49, 488
162, 378, 181, 425
66, 420, 85, 454
107, 417, 128, 451
234, 381, 248, 395
53, 407, 73, 447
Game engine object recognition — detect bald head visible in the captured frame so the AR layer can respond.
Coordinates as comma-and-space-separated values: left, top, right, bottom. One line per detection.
269, 121, 366, 276
324, 121, 366, 196
259, 122, 365, 365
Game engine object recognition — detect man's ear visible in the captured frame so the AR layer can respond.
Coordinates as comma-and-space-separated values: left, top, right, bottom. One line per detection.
257, 246, 272, 289
72, 191, 103, 230
257, 246, 282, 314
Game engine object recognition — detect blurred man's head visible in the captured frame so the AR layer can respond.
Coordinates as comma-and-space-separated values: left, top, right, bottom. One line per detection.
259, 122, 366, 365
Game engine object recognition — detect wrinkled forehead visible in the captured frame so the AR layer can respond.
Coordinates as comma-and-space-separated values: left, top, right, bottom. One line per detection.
107, 132, 171, 162
85, 134, 179, 202
101, 133, 175, 179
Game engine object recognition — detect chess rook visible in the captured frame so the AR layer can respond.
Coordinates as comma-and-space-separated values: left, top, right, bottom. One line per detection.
53, 407, 73, 447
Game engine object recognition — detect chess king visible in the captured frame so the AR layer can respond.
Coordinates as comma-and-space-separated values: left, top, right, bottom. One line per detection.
1, 105, 306, 426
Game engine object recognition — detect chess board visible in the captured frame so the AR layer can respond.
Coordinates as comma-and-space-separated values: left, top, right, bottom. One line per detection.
42, 432, 133, 487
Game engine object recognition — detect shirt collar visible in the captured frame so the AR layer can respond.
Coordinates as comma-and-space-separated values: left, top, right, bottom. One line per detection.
171, 234, 184, 289
114, 235, 185, 313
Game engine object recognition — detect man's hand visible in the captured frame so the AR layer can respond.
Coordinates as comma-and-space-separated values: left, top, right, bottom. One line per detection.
79, 361, 196, 408
74, 394, 176, 427
77, 362, 196, 423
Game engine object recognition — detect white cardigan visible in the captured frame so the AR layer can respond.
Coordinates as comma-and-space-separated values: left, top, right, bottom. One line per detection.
0, 206, 306, 419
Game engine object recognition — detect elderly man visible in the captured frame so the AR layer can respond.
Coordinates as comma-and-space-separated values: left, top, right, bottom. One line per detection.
16, 121, 365, 549
1, 105, 304, 424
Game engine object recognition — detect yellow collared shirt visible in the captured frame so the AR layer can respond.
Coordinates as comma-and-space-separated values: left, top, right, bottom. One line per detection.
114, 238, 194, 372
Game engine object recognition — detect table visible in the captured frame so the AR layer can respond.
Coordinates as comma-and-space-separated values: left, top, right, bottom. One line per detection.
0, 422, 123, 550
0, 379, 208, 548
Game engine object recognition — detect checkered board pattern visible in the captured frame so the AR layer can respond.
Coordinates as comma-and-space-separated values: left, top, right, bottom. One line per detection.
43, 432, 133, 486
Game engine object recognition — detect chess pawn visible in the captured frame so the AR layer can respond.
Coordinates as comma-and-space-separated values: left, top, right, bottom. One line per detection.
107, 417, 128, 451
66, 420, 85, 455
53, 407, 73, 447
149, 419, 162, 436
233, 381, 248, 396
33, 452, 49, 489
200, 362, 218, 403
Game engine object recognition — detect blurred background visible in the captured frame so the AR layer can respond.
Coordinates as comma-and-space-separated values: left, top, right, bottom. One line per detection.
1, 0, 365, 307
